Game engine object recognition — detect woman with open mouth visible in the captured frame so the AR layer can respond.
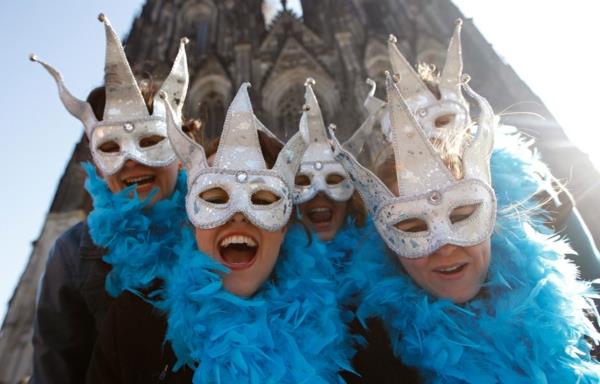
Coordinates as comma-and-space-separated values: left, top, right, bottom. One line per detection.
331, 22, 600, 383
31, 14, 198, 384
86, 82, 354, 383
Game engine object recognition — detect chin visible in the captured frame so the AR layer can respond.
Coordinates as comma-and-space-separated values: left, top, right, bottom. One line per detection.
316, 229, 335, 242
442, 286, 482, 304
223, 277, 260, 297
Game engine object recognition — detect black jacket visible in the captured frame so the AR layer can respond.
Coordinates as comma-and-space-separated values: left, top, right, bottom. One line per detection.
343, 317, 422, 384
32, 221, 112, 384
86, 291, 193, 383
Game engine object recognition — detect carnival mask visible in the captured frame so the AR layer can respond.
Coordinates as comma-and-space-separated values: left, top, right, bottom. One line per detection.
331, 71, 496, 258
164, 83, 307, 232
31, 14, 189, 175
293, 78, 354, 204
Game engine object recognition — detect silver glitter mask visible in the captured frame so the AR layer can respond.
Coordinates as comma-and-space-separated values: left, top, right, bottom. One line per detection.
164, 83, 307, 232
330, 73, 496, 258
31, 14, 189, 175
293, 78, 354, 204
388, 20, 469, 141
343, 79, 392, 170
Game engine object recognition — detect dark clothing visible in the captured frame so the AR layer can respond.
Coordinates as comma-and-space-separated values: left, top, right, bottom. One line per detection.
32, 221, 112, 384
343, 318, 422, 384
86, 291, 193, 383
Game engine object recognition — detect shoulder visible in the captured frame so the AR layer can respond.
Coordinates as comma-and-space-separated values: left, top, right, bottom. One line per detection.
45, 221, 86, 275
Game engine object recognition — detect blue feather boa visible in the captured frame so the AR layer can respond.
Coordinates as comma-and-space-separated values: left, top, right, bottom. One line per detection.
83, 163, 188, 297
351, 132, 600, 383
320, 219, 366, 307
162, 224, 354, 383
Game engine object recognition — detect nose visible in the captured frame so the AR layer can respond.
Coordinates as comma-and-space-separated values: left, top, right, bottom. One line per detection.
229, 212, 249, 223
433, 244, 459, 258
123, 159, 137, 169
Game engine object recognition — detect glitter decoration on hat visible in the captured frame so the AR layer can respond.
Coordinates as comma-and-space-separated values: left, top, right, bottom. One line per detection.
330, 72, 497, 258
387, 20, 469, 141
293, 78, 354, 204
164, 83, 307, 232
31, 13, 189, 175
343, 78, 393, 170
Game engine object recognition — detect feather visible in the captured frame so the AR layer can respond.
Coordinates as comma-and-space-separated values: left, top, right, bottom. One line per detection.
351, 129, 600, 383
83, 163, 188, 296
161, 225, 355, 383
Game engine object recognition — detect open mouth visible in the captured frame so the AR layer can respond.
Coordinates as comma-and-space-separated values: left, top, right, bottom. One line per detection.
433, 262, 468, 276
306, 207, 333, 224
218, 234, 258, 270
122, 175, 156, 188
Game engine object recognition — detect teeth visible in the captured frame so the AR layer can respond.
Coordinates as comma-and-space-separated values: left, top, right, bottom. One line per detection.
123, 175, 153, 185
309, 207, 331, 214
436, 264, 463, 272
220, 235, 257, 248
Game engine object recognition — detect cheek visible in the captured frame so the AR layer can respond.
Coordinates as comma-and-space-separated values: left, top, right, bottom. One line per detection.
103, 173, 123, 193
156, 163, 180, 192
194, 228, 216, 257
261, 229, 286, 261
399, 257, 429, 281
333, 201, 347, 220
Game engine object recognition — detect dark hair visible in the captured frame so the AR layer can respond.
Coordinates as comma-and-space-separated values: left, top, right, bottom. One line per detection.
347, 192, 367, 228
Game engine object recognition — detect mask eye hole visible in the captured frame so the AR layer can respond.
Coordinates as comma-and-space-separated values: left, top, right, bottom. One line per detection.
200, 188, 229, 204
295, 174, 311, 187
394, 218, 428, 233
435, 114, 455, 128
450, 203, 480, 224
97, 140, 120, 153
251, 190, 281, 206
139, 135, 166, 148
326, 173, 346, 185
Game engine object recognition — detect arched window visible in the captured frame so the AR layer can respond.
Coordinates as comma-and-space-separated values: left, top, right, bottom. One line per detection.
275, 85, 304, 140
200, 91, 226, 140
180, 2, 216, 59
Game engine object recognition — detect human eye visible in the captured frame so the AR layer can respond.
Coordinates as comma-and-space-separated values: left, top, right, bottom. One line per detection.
200, 188, 229, 204
139, 134, 166, 148
251, 190, 281, 205
449, 203, 480, 224
97, 140, 120, 153
394, 218, 428, 233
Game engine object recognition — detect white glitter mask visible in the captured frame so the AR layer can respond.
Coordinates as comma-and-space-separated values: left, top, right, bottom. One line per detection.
388, 20, 469, 141
164, 83, 307, 231
331, 73, 496, 258
293, 78, 354, 204
31, 14, 189, 175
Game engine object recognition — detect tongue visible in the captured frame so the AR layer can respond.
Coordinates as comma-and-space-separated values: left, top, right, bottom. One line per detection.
221, 244, 256, 264
308, 210, 332, 223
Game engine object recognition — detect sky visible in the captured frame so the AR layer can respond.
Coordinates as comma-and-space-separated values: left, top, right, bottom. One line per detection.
0, 1, 599, 322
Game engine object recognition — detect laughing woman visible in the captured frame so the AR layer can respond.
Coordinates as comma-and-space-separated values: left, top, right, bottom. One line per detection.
87, 83, 353, 383
331, 22, 600, 383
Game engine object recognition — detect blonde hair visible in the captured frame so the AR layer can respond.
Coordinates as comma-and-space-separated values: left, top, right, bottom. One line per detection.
376, 63, 472, 184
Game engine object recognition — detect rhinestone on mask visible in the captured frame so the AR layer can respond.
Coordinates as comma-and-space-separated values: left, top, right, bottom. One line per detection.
236, 171, 248, 183
417, 108, 427, 117
314, 161, 323, 170
428, 190, 442, 205
123, 123, 134, 132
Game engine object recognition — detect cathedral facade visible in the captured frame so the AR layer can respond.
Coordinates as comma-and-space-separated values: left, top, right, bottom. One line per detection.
1, 1, 598, 382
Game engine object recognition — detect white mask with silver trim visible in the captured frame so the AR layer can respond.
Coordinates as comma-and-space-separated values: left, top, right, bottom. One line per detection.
293, 78, 354, 204
31, 13, 189, 176
331, 71, 496, 259
164, 83, 307, 232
